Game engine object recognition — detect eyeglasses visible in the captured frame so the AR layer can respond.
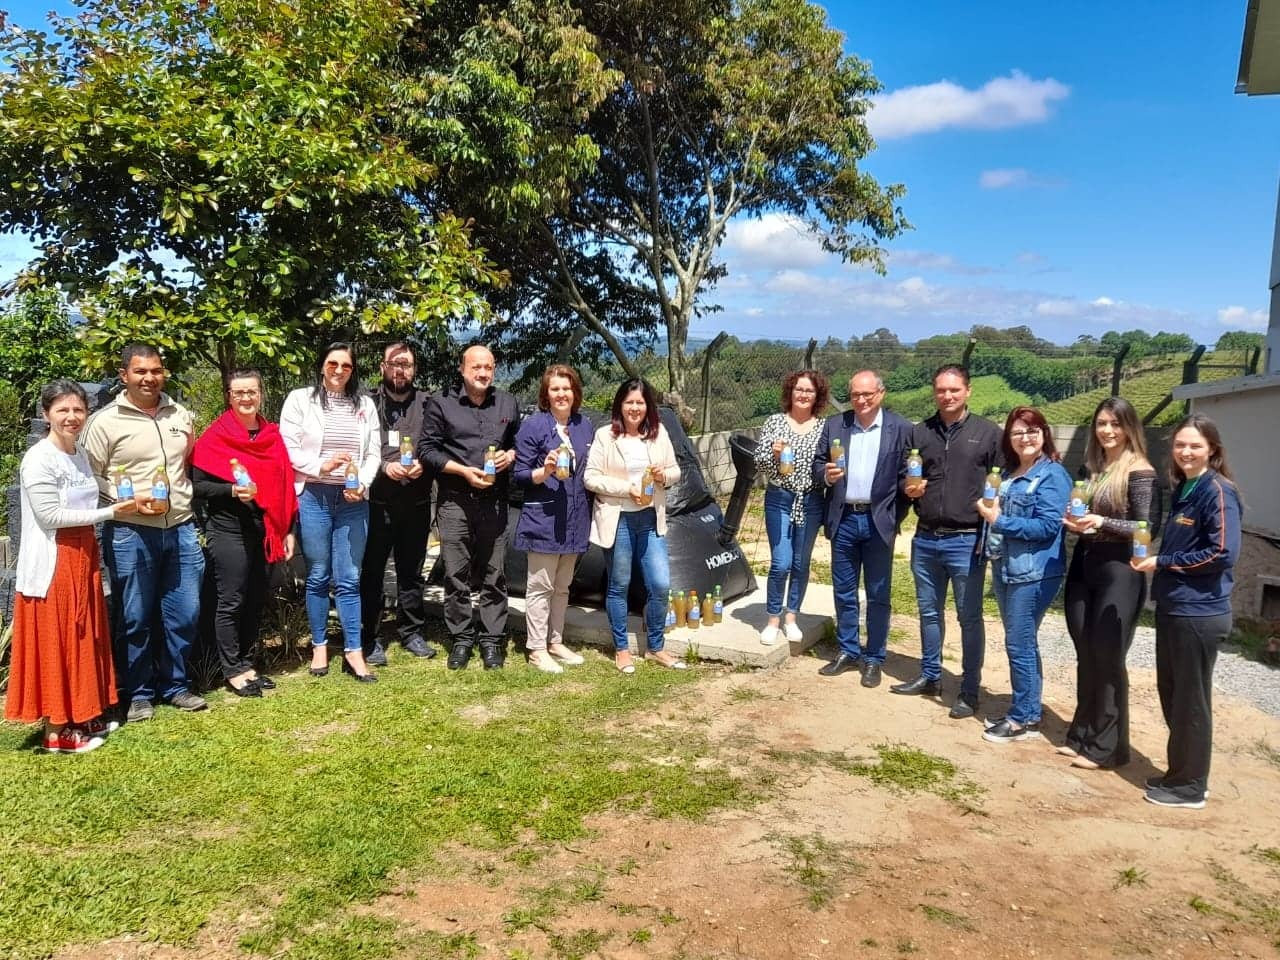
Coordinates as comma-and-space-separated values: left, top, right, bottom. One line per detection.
850, 391, 882, 401
792, 388, 817, 396
1009, 428, 1042, 440
229, 389, 260, 399
325, 361, 353, 371
383, 360, 414, 370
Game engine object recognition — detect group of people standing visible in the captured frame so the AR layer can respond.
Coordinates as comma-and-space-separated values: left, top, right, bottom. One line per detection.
4, 340, 692, 755
758, 364, 1241, 810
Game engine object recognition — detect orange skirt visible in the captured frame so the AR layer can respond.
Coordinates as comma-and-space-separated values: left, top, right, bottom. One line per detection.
4, 526, 116, 726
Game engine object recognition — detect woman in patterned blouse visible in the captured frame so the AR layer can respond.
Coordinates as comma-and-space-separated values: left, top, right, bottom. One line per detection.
1060, 397, 1161, 770
753, 370, 829, 645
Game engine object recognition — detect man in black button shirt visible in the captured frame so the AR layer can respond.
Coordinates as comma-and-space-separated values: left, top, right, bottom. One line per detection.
420, 345, 521, 670
890, 365, 1001, 719
360, 342, 437, 665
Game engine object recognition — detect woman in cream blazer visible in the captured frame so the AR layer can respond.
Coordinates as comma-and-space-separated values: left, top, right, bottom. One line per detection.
584, 379, 683, 673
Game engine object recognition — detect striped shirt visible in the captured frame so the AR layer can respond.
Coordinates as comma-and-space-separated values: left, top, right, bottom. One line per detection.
318, 392, 362, 485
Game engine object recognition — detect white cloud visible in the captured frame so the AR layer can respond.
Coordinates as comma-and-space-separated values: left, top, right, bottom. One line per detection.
1217, 305, 1269, 330
721, 213, 827, 272
979, 168, 1029, 190
1092, 296, 1115, 307
1035, 299, 1079, 317
868, 70, 1070, 140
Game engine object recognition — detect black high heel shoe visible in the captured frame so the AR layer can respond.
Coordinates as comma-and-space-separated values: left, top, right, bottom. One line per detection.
341, 659, 378, 684
309, 665, 329, 677
228, 679, 263, 698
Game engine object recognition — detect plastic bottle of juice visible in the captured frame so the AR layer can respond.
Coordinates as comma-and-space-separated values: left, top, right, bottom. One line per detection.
712, 585, 723, 623
664, 591, 676, 632
229, 458, 257, 496
344, 460, 360, 490
701, 591, 715, 626
1132, 521, 1152, 560
778, 442, 795, 476
639, 467, 655, 506
906, 448, 923, 479
675, 591, 687, 627
1069, 481, 1088, 518
483, 445, 497, 482
686, 591, 701, 629
151, 467, 169, 513
555, 444, 572, 480
982, 467, 1001, 508
830, 437, 846, 470
115, 467, 134, 500
399, 435, 415, 467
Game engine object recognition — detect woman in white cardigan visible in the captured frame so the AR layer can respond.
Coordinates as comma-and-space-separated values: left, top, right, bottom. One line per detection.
5, 381, 137, 754
584, 379, 683, 673
279, 342, 381, 681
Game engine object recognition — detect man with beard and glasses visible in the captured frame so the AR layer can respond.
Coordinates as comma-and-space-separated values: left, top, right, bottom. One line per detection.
359, 342, 438, 664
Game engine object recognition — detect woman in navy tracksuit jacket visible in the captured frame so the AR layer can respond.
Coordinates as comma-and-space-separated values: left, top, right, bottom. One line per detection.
1131, 414, 1242, 810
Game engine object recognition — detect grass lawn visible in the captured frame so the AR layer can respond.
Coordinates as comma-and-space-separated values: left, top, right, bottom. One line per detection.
0, 654, 748, 959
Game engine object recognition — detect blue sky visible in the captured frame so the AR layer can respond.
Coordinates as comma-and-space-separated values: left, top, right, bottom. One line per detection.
2, 1, 1277, 347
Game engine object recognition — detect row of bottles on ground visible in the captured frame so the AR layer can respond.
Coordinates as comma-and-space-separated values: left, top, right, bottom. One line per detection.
663, 586, 723, 631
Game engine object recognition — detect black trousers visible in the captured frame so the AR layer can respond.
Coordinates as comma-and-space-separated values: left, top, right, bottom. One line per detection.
1155, 611, 1229, 797
1062, 541, 1144, 766
360, 499, 431, 652
205, 518, 267, 680
436, 493, 508, 646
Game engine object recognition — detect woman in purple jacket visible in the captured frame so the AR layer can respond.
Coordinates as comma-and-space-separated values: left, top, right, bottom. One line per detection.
514, 364, 595, 673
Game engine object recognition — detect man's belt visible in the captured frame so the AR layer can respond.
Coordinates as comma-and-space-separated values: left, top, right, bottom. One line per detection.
843, 500, 872, 514
918, 524, 979, 535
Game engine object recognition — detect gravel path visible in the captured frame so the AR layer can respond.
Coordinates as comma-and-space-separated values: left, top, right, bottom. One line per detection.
1037, 612, 1280, 718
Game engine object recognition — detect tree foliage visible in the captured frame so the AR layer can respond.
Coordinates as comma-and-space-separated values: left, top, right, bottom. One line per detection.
0, 0, 506, 377
0, 289, 84, 409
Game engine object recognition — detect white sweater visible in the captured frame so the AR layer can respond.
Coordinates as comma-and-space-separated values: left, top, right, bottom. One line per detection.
17, 439, 116, 598
278, 388, 381, 495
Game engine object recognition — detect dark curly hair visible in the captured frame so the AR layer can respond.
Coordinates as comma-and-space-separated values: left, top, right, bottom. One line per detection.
780, 369, 829, 415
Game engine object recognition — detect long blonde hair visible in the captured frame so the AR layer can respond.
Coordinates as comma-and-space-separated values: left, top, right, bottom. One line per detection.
1084, 397, 1152, 509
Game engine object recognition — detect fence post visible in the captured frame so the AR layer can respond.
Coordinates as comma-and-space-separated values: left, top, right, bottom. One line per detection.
1110, 342, 1130, 396
961, 337, 977, 367
698, 331, 729, 435
1248, 345, 1261, 374
803, 337, 817, 369
1181, 344, 1206, 415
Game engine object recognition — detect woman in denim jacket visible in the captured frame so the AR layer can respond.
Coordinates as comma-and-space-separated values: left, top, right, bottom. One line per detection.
976, 406, 1071, 744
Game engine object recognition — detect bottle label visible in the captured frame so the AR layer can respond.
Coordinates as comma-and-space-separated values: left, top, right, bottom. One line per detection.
1133, 543, 1148, 559
688, 605, 700, 621
780, 448, 795, 466
233, 466, 250, 486
643, 481, 654, 497
665, 608, 676, 627
345, 473, 359, 490
152, 481, 169, 501
983, 481, 997, 501
713, 600, 723, 616
1070, 498, 1087, 518
117, 477, 134, 499
907, 461, 922, 479
400, 451, 414, 467
484, 460, 496, 478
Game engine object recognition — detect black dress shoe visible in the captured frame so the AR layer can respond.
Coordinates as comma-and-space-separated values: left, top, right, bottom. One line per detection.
479, 641, 505, 670
402, 635, 437, 659
227, 679, 263, 698
890, 676, 941, 696
309, 666, 329, 678
366, 642, 389, 667
860, 661, 882, 688
948, 697, 977, 719
818, 653, 860, 677
341, 660, 378, 683
254, 676, 276, 690
447, 642, 473, 670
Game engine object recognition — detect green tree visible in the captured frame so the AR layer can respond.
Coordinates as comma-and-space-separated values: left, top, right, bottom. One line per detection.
471, 0, 907, 410
0, 0, 505, 378
0, 289, 84, 409
1214, 330, 1265, 352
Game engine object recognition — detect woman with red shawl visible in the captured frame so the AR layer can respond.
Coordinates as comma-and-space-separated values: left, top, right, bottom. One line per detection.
192, 369, 298, 697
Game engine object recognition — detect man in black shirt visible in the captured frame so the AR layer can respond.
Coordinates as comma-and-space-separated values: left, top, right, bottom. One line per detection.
360, 342, 437, 665
890, 365, 1002, 719
421, 345, 521, 670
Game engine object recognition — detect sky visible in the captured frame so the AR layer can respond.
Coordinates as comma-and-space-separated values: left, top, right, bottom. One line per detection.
2, 1, 1278, 347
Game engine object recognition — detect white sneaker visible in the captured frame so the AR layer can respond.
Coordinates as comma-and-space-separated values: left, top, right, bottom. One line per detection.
783, 621, 803, 642
547, 643, 585, 665
528, 650, 564, 674
760, 624, 780, 646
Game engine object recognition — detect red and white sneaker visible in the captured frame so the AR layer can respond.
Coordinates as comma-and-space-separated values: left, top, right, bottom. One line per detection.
83, 717, 120, 737
40, 728, 106, 755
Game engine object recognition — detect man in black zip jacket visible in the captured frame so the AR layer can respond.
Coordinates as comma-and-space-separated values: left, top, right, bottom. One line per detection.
359, 342, 437, 664
890, 365, 1002, 719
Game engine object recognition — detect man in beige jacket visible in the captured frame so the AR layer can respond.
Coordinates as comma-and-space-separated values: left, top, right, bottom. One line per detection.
82, 343, 207, 722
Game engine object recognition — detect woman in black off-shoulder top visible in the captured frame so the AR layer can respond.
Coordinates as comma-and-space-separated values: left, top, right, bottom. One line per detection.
1060, 397, 1163, 770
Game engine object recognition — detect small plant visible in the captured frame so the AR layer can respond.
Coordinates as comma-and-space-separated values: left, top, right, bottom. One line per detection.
728, 686, 764, 703
657, 907, 680, 926
895, 938, 918, 954
919, 903, 975, 931
1253, 739, 1280, 772
771, 833, 861, 909
1114, 866, 1149, 889
682, 642, 701, 665
549, 928, 609, 960
570, 872, 606, 903
616, 857, 638, 876
628, 928, 653, 944
1247, 845, 1280, 867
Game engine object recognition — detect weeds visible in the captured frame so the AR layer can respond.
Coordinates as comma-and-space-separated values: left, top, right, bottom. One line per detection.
728, 686, 765, 703
919, 903, 975, 931
1248, 846, 1280, 867
628, 927, 653, 944
683, 642, 701, 665
548, 928, 610, 960
1114, 866, 1149, 889
1253, 739, 1280, 771
771, 833, 861, 909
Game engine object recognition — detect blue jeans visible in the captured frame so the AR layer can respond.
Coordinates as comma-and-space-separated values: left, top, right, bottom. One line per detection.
298, 483, 369, 652
992, 564, 1062, 725
763, 486, 824, 616
103, 520, 205, 702
831, 509, 894, 662
911, 531, 987, 700
605, 509, 670, 653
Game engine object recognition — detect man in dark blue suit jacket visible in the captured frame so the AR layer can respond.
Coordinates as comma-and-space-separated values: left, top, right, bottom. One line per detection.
812, 370, 911, 686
